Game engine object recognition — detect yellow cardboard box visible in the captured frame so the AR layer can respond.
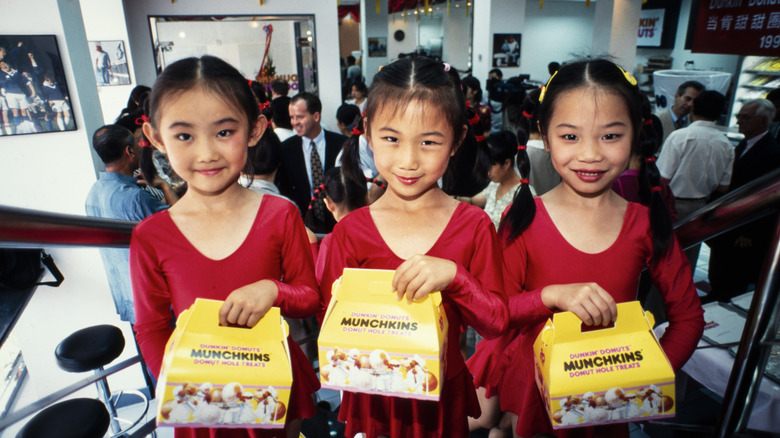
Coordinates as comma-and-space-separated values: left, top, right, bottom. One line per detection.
534, 301, 675, 429
318, 268, 448, 400
156, 298, 293, 429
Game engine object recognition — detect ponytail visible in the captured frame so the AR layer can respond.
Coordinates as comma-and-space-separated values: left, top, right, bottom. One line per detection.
638, 114, 673, 264
498, 89, 540, 242
339, 116, 368, 188
304, 166, 370, 229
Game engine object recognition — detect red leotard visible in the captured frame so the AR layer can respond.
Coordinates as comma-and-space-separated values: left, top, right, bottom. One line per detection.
130, 195, 320, 438
319, 203, 508, 438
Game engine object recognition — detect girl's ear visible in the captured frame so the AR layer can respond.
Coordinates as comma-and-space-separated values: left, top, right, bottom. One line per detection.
323, 196, 337, 214
142, 122, 166, 154
250, 115, 268, 146
451, 124, 468, 157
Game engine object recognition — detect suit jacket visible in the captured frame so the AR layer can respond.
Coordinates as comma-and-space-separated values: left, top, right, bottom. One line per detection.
658, 108, 688, 144
276, 129, 347, 224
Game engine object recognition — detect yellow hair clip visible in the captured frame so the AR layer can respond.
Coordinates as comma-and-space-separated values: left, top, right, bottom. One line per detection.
539, 70, 558, 103
617, 65, 637, 87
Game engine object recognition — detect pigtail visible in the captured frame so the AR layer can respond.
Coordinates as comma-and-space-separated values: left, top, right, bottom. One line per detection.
135, 104, 158, 188
339, 115, 368, 188
304, 166, 370, 229
498, 90, 539, 242
303, 183, 328, 230
638, 114, 673, 264
466, 106, 492, 184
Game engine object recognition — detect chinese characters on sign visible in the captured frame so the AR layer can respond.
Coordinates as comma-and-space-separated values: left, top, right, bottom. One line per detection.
693, 1, 780, 56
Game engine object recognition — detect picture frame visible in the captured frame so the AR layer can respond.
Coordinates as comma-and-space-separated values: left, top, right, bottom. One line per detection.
0, 35, 76, 136
492, 33, 521, 67
88, 40, 131, 87
368, 37, 387, 58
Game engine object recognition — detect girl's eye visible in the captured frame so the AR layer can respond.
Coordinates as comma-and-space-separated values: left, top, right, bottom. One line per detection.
381, 136, 398, 143
175, 133, 192, 141
603, 133, 622, 140
217, 129, 233, 138
561, 134, 578, 141
421, 140, 441, 146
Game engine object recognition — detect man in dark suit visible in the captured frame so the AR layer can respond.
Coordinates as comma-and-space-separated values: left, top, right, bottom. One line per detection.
706, 98, 780, 303
276, 92, 347, 233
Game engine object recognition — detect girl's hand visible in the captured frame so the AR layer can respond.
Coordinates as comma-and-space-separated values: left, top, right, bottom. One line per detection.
393, 255, 456, 303
540, 283, 617, 326
219, 279, 279, 327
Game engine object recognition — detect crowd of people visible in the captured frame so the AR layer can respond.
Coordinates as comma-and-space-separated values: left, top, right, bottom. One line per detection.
83, 52, 780, 438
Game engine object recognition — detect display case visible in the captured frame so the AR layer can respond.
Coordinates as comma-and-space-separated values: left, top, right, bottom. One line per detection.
730, 56, 780, 127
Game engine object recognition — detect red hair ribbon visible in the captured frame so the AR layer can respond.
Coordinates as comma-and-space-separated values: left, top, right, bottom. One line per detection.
361, 110, 367, 117
474, 134, 485, 142
465, 101, 471, 109
467, 113, 480, 126
311, 195, 317, 201
308, 205, 313, 210
517, 145, 527, 150
651, 186, 662, 192
247, 79, 254, 87
520, 179, 530, 184
645, 157, 656, 163
352, 126, 364, 136
135, 115, 149, 126
319, 184, 325, 191
522, 110, 533, 119
138, 139, 150, 148
258, 101, 271, 111
644, 119, 654, 126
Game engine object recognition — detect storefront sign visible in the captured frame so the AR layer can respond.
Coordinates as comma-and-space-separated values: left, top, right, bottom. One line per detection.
638, 9, 665, 47
692, 1, 780, 56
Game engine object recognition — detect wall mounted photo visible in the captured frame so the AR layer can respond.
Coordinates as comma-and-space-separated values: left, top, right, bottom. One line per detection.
493, 33, 521, 67
88, 40, 131, 86
0, 35, 76, 136
368, 37, 387, 58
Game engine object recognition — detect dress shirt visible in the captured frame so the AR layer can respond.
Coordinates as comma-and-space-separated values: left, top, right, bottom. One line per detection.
740, 131, 770, 159
302, 129, 326, 195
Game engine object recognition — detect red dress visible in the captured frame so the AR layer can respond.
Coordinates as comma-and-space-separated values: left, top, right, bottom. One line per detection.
471, 198, 704, 438
319, 203, 508, 438
130, 195, 320, 438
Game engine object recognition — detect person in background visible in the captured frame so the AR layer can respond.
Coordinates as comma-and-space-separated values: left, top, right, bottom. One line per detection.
116, 85, 151, 121
277, 92, 347, 233
657, 90, 733, 271
707, 98, 780, 303
345, 80, 368, 113
657, 80, 705, 143
462, 75, 492, 136
485, 68, 504, 134
518, 88, 560, 196
94, 44, 112, 85
766, 88, 780, 143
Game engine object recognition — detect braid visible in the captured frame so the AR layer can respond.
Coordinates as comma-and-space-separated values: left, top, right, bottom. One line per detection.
339, 115, 367, 187
638, 113, 673, 264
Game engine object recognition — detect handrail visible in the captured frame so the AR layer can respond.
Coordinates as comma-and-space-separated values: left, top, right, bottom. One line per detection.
1, 168, 780, 436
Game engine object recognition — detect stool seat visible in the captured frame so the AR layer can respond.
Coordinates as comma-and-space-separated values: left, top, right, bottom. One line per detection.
17, 398, 109, 438
55, 324, 125, 372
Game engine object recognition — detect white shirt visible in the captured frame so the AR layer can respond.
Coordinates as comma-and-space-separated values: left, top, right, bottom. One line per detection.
302, 128, 326, 195
657, 120, 734, 199
740, 131, 770, 158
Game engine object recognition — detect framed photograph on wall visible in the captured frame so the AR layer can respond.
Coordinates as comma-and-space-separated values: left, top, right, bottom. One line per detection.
368, 37, 387, 58
88, 40, 131, 86
0, 35, 76, 136
492, 33, 521, 67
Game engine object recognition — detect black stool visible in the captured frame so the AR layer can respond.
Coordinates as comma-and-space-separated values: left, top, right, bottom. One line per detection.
17, 397, 109, 438
55, 324, 149, 437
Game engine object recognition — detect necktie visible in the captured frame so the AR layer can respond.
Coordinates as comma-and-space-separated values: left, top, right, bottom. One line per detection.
675, 117, 685, 130
310, 141, 326, 221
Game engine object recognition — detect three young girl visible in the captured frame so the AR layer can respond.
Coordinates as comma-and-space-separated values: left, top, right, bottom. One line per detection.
131, 55, 704, 438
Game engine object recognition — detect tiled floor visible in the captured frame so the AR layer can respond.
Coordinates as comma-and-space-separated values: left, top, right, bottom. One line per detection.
0, 244, 776, 438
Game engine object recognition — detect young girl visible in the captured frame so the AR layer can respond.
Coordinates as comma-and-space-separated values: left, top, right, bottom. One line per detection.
321, 56, 509, 438
493, 59, 705, 437
459, 130, 528, 230
130, 55, 320, 438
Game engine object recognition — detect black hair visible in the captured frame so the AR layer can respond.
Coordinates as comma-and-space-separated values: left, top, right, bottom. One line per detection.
92, 124, 134, 164
290, 92, 322, 115
250, 80, 269, 103
247, 128, 282, 176
692, 90, 725, 121
489, 68, 503, 79
304, 166, 369, 228
340, 56, 476, 194
270, 97, 292, 130
346, 55, 356, 66
547, 62, 561, 76
336, 104, 361, 129
675, 80, 705, 97
351, 80, 368, 97
502, 58, 673, 263
115, 109, 143, 134
116, 85, 150, 121
271, 78, 289, 97
462, 75, 484, 104
515, 88, 541, 145
485, 130, 519, 165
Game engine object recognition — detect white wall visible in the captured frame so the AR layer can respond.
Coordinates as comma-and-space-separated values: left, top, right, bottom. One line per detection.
473, 0, 527, 84
122, 0, 344, 128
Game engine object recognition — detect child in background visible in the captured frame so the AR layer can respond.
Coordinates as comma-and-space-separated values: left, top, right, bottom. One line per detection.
518, 89, 560, 196
493, 59, 704, 437
131, 55, 320, 438
320, 56, 508, 438
458, 130, 529, 230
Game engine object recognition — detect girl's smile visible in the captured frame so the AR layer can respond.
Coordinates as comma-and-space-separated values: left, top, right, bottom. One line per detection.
544, 87, 632, 197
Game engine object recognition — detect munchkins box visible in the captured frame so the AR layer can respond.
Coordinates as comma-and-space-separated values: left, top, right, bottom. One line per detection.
318, 268, 448, 401
534, 301, 676, 428
156, 298, 293, 429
